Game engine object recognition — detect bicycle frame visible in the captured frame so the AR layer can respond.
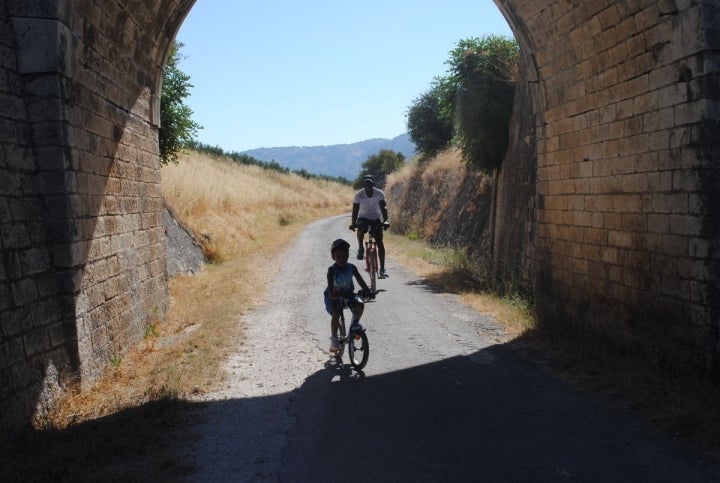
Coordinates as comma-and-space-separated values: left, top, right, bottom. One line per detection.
334, 292, 371, 370
363, 224, 382, 292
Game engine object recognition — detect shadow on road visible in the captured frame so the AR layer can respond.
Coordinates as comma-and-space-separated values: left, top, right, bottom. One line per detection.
3, 343, 719, 482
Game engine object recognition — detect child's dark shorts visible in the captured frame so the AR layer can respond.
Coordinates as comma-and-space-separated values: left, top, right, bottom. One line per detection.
323, 289, 359, 315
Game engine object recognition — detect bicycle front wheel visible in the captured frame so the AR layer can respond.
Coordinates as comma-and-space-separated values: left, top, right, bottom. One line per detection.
337, 315, 347, 359
348, 325, 369, 370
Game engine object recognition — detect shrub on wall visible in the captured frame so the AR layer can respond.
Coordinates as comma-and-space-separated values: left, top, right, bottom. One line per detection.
448, 35, 519, 173
406, 35, 520, 173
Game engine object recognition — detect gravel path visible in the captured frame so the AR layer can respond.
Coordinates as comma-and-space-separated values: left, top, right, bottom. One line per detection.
174, 215, 720, 482
176, 216, 352, 480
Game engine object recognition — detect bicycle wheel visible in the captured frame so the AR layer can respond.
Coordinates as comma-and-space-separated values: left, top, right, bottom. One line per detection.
348, 324, 369, 370
367, 246, 377, 292
337, 314, 346, 359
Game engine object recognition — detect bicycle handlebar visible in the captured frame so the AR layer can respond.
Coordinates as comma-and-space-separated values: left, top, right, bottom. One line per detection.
357, 289, 376, 300
349, 222, 390, 231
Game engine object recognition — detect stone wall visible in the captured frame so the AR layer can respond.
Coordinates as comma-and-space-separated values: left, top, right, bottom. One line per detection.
0, 0, 195, 436
0, 1, 78, 432
498, 0, 720, 372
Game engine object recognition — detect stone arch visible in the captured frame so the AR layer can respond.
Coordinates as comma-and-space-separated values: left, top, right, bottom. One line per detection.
1, 0, 719, 438
494, 0, 720, 373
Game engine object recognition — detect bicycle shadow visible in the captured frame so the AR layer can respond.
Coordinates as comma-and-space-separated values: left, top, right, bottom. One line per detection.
324, 357, 366, 380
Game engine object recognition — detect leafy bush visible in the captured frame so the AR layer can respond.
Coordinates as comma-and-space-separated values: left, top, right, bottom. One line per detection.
406, 79, 454, 158
448, 35, 519, 172
406, 35, 519, 172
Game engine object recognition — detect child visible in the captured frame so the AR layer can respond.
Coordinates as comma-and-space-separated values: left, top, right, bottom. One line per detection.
324, 238, 370, 352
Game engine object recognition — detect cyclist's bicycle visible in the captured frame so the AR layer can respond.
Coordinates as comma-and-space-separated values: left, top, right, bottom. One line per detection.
333, 290, 374, 370
351, 222, 388, 293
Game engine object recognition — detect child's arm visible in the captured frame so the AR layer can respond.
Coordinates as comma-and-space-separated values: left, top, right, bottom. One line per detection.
327, 267, 337, 297
351, 265, 371, 293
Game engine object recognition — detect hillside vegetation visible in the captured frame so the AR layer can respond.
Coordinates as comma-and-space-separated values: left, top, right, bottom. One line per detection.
162, 150, 352, 262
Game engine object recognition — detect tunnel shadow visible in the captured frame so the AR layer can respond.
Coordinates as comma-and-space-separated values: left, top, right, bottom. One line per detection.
2, 343, 718, 482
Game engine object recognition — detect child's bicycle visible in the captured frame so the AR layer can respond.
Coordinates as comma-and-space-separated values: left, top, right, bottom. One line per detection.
352, 222, 388, 293
334, 290, 374, 370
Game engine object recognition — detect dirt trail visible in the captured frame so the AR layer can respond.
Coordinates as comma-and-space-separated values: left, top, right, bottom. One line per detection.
174, 216, 719, 482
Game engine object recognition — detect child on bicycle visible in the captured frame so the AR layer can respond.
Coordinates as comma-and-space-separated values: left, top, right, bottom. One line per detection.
324, 238, 371, 353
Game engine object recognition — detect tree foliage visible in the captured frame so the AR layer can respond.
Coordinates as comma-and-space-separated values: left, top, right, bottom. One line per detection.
406, 77, 454, 158
353, 149, 406, 189
159, 42, 202, 165
406, 35, 519, 172
448, 35, 519, 172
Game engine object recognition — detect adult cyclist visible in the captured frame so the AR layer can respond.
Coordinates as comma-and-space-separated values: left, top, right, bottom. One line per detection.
349, 175, 389, 278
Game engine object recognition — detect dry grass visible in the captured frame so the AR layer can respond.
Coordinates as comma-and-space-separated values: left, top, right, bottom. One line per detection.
386, 232, 534, 336
162, 151, 349, 262
419, 148, 463, 185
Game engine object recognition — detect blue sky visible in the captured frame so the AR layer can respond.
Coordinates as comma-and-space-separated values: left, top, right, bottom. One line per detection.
176, 1, 513, 152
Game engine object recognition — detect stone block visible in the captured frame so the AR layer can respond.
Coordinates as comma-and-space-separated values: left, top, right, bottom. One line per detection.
0, 335, 25, 371
609, 230, 636, 248
0, 283, 9, 311
1, 222, 28, 249
50, 241, 87, 268
21, 248, 51, 276
621, 173, 648, 192
90, 325, 109, 352
35, 145, 71, 171
11, 277, 38, 306
12, 18, 72, 76
35, 274, 59, 298
669, 214, 701, 236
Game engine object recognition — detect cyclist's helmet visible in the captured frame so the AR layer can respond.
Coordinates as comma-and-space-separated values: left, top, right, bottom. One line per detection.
362, 175, 374, 185
330, 238, 350, 256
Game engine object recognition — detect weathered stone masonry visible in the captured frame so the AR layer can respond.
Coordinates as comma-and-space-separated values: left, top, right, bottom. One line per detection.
1, 0, 719, 437
496, 0, 720, 372
1, 1, 195, 436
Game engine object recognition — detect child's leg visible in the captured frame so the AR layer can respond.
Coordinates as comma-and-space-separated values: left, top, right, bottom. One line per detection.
330, 307, 341, 336
351, 304, 364, 322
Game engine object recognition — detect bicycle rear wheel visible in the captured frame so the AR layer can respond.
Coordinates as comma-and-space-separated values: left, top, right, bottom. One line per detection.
348, 324, 369, 370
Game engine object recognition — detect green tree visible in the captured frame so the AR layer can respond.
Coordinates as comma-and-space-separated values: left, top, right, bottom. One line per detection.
447, 35, 519, 172
406, 76, 454, 158
159, 42, 202, 165
353, 150, 406, 188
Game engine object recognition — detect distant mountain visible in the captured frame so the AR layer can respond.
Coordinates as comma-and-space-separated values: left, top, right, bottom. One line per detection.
241, 133, 416, 180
